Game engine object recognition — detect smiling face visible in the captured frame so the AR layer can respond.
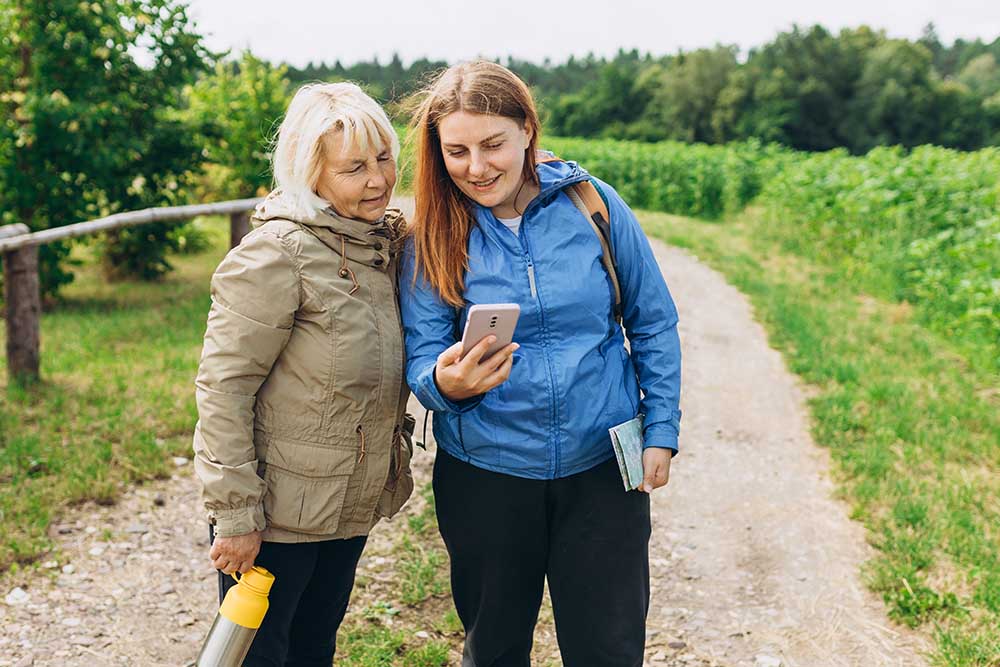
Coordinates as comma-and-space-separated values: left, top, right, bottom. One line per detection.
437, 111, 535, 219
315, 129, 397, 222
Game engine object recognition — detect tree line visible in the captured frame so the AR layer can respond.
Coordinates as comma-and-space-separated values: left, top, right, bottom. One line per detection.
291, 24, 1000, 154
1, 0, 997, 298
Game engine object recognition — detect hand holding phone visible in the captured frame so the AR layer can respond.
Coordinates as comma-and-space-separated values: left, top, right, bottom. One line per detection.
435, 304, 521, 402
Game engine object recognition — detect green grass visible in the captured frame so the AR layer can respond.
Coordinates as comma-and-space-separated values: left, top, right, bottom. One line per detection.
0, 216, 230, 569
340, 482, 460, 664
337, 623, 451, 667
398, 485, 449, 606
639, 208, 1000, 667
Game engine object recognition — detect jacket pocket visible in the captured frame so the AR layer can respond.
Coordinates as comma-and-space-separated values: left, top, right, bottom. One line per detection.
376, 417, 415, 519
260, 438, 357, 535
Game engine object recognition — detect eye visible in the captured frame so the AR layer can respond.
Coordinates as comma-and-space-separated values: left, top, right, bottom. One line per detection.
484, 142, 504, 150
377, 152, 391, 162
348, 163, 364, 174
446, 148, 466, 157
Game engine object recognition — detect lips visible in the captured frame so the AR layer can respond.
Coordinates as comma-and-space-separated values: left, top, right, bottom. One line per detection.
362, 192, 387, 205
469, 175, 500, 190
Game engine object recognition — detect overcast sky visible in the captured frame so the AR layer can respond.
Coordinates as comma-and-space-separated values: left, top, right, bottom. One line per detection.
185, 0, 1000, 67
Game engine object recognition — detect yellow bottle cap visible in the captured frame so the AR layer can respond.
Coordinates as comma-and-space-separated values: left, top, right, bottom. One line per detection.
219, 566, 275, 629
239, 566, 275, 596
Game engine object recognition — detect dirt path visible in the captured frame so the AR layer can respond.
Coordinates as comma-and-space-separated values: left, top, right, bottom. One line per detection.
636, 239, 930, 667
0, 202, 930, 666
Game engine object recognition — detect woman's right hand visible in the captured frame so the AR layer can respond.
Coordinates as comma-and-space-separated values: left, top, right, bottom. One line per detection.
435, 336, 519, 402
210, 530, 262, 575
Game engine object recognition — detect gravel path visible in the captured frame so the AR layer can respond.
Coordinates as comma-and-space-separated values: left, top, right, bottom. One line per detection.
0, 201, 931, 666
637, 239, 930, 667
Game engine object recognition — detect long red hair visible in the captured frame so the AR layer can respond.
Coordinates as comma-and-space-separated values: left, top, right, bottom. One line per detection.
408, 61, 541, 307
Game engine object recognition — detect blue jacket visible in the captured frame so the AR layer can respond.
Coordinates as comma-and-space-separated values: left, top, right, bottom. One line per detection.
400, 159, 681, 480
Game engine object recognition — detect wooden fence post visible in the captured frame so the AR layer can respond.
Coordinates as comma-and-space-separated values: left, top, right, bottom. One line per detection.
230, 211, 250, 249
1, 224, 40, 384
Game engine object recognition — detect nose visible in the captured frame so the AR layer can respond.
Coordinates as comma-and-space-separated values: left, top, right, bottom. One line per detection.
366, 164, 387, 190
468, 150, 488, 179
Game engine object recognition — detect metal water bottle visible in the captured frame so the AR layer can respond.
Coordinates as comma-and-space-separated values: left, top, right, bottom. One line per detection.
196, 566, 275, 666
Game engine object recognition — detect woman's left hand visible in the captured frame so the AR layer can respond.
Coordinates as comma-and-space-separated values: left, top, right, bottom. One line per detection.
640, 448, 673, 493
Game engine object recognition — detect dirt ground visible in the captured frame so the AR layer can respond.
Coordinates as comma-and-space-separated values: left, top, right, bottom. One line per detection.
0, 200, 932, 666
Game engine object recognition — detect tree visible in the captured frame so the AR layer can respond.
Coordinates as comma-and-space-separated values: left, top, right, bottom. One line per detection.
958, 53, 1000, 98
631, 46, 738, 143
183, 52, 291, 200
845, 39, 939, 151
0, 0, 210, 295
547, 54, 649, 138
714, 25, 881, 151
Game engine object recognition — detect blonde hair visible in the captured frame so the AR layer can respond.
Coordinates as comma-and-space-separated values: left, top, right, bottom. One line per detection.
272, 82, 399, 211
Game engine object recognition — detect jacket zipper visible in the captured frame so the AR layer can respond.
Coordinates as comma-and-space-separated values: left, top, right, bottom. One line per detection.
526, 257, 538, 299
519, 218, 560, 477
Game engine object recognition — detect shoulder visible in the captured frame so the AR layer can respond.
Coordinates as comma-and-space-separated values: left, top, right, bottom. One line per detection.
582, 177, 637, 226
233, 220, 314, 267
215, 224, 304, 287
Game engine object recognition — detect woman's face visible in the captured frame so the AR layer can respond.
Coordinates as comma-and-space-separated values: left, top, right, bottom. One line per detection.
316, 130, 397, 222
437, 111, 533, 217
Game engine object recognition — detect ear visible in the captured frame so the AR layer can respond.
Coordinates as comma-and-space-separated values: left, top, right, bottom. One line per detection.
521, 122, 534, 149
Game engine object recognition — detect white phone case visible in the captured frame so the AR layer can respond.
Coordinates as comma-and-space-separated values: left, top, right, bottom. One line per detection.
461, 303, 521, 360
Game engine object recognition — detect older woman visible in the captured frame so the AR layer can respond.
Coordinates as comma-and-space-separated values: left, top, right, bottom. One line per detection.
192, 82, 413, 664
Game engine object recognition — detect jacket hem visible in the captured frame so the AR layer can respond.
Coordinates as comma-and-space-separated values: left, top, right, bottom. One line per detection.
261, 517, 378, 543
436, 441, 616, 480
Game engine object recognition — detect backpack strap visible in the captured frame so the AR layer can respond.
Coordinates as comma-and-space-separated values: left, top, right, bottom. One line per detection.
566, 182, 622, 324
539, 153, 623, 323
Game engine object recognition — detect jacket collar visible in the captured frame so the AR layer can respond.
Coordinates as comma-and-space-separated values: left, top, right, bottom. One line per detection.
252, 189, 396, 247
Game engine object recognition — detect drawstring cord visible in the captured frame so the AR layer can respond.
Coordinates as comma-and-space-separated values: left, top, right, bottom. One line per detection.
356, 424, 366, 464
393, 426, 404, 477
339, 234, 360, 295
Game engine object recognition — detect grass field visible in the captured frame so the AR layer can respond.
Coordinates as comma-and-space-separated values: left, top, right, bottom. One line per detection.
2, 198, 998, 664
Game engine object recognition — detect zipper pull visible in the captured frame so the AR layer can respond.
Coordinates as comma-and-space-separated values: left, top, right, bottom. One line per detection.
526, 258, 538, 299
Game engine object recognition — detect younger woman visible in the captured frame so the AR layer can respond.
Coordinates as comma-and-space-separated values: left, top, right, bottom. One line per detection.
400, 61, 682, 667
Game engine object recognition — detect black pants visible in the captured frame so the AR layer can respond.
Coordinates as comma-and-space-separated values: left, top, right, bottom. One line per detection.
213, 532, 367, 667
433, 449, 651, 667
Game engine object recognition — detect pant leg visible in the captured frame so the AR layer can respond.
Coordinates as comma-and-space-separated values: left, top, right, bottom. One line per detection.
218, 540, 320, 667
546, 457, 651, 667
284, 535, 368, 666
433, 449, 549, 667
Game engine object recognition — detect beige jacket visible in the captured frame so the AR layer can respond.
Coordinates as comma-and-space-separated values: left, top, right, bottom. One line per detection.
192, 191, 413, 542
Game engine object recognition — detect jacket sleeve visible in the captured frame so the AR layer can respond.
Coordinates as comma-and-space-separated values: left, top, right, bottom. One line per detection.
599, 179, 682, 452
192, 230, 301, 537
398, 240, 485, 414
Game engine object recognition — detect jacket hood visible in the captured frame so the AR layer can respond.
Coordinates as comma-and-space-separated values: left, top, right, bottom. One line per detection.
252, 189, 401, 246
533, 152, 591, 205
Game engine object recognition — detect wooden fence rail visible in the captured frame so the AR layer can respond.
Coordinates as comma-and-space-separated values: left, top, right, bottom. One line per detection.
1, 197, 262, 384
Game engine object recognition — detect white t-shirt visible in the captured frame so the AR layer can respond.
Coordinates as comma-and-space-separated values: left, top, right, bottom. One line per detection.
497, 215, 522, 237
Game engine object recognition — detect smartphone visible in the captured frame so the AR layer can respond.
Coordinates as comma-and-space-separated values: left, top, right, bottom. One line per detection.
460, 303, 520, 361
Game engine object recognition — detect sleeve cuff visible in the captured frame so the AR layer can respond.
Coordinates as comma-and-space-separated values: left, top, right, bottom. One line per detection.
210, 503, 266, 537
643, 422, 679, 452
414, 362, 484, 414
